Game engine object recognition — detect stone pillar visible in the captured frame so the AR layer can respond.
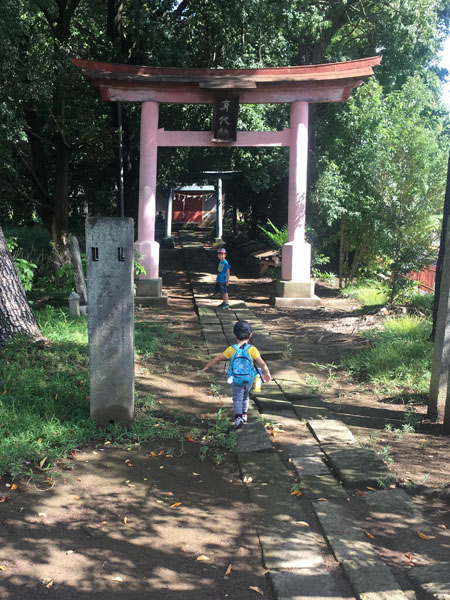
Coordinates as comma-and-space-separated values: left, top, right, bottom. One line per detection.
276, 101, 319, 307
86, 217, 135, 427
215, 178, 224, 243
135, 101, 164, 300
165, 189, 173, 239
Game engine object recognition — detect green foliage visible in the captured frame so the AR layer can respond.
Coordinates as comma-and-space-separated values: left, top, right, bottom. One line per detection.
6, 237, 38, 292
342, 315, 432, 395
311, 74, 449, 291
258, 219, 288, 250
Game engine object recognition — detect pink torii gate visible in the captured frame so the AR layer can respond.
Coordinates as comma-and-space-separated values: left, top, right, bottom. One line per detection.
73, 56, 381, 306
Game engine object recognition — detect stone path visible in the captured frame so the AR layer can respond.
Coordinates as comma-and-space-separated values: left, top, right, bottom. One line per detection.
178, 230, 450, 600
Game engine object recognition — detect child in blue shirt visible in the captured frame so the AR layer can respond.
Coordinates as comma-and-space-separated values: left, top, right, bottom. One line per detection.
214, 248, 230, 309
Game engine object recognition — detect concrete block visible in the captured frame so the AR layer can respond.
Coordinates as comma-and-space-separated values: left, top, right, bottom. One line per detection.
276, 280, 316, 298
275, 296, 322, 308
298, 475, 347, 499
258, 522, 324, 569
135, 277, 162, 297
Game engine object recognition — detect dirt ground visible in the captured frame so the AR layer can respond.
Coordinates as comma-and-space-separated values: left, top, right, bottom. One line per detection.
1, 236, 450, 599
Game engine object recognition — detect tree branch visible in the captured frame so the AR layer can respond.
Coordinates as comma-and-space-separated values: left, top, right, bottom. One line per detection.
0, 173, 52, 212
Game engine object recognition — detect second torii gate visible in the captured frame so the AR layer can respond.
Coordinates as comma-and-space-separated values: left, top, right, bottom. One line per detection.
73, 56, 381, 306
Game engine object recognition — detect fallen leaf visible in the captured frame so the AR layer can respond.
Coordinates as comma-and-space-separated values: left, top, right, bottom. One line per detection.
364, 531, 375, 540
438, 524, 447, 530
37, 437, 42, 443
196, 555, 209, 561
249, 585, 264, 596
5, 484, 10, 488
112, 576, 123, 582
0, 566, 6, 571
404, 552, 413, 561
39, 457, 47, 469
224, 563, 232, 576
417, 531, 436, 540
290, 490, 302, 497
150, 450, 157, 457
38, 512, 47, 517
366, 486, 376, 491
180, 546, 188, 552
171, 502, 182, 508
101, 521, 108, 525
124, 459, 130, 463
193, 473, 200, 476
158, 450, 164, 456
271, 430, 277, 437
243, 476, 253, 483
122, 516, 128, 524
0, 496, 9, 503
66, 550, 74, 555
295, 521, 309, 527
104, 441, 111, 445
317, 498, 328, 502
73, 496, 81, 501
186, 434, 195, 442
41, 577, 54, 588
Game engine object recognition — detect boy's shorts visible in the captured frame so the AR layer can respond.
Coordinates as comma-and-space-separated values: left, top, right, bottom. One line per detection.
215, 281, 228, 294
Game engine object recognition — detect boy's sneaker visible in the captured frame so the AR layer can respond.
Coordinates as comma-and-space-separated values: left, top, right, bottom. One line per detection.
242, 413, 248, 423
233, 416, 244, 430
219, 303, 230, 310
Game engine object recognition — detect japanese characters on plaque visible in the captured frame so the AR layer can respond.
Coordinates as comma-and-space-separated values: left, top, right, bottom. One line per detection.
211, 94, 239, 142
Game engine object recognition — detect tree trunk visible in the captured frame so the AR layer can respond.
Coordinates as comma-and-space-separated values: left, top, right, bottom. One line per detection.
338, 217, 346, 288
431, 152, 450, 341
0, 225, 41, 346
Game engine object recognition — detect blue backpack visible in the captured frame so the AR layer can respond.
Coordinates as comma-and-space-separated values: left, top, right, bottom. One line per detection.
227, 343, 256, 385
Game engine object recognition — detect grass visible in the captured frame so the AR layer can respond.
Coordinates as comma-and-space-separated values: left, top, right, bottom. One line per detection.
342, 314, 432, 396
343, 280, 389, 307
0, 307, 234, 478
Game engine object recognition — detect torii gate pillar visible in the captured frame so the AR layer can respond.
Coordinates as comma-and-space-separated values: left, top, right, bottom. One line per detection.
134, 102, 166, 304
276, 101, 319, 307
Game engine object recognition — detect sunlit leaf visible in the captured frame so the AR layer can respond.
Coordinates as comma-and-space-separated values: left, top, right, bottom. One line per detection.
366, 486, 376, 491
38, 512, 47, 517
104, 441, 111, 445
112, 576, 123, 582
295, 521, 309, 527
39, 457, 47, 469
171, 502, 182, 508
73, 496, 81, 501
438, 524, 446, 530
0, 566, 6, 571
249, 585, 264, 595
122, 516, 128, 524
364, 531, 375, 540
417, 530, 435, 540
196, 555, 209, 561
41, 577, 54, 588
224, 563, 232, 576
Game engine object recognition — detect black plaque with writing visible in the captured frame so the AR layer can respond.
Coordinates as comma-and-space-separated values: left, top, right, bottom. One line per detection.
211, 94, 239, 142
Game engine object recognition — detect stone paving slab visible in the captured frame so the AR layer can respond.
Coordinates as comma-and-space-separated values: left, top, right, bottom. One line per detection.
261, 410, 302, 426
237, 451, 289, 485
313, 500, 376, 562
407, 562, 450, 600
236, 422, 273, 453
291, 448, 331, 476
254, 397, 294, 412
293, 404, 332, 421
323, 446, 397, 487
299, 475, 347, 499
341, 559, 409, 600
258, 521, 324, 569
267, 568, 346, 600
270, 363, 303, 381
308, 419, 355, 445
246, 481, 309, 523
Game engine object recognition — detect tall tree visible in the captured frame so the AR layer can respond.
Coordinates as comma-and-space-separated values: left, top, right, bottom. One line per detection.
0, 225, 41, 346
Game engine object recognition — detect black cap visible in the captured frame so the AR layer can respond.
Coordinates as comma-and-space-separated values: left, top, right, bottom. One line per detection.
233, 320, 252, 337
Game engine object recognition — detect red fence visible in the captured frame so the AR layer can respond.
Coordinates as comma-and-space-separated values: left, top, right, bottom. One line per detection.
409, 264, 436, 293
